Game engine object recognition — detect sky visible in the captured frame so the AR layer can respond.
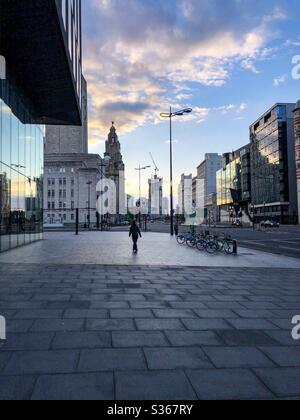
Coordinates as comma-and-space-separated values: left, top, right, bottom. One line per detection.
82, 0, 300, 198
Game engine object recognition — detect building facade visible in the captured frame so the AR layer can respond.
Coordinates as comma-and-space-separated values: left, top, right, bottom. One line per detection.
250, 103, 298, 224
197, 154, 222, 206
177, 174, 193, 216
216, 145, 251, 223
148, 176, 163, 217
294, 101, 300, 225
44, 76, 105, 226
0, 0, 82, 252
104, 123, 126, 220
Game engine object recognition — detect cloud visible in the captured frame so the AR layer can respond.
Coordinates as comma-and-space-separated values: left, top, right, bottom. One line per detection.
273, 74, 287, 86
82, 0, 287, 143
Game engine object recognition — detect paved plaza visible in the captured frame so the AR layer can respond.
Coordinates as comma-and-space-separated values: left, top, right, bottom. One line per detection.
0, 233, 300, 400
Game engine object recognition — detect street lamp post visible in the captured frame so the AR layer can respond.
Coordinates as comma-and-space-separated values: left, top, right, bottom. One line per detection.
135, 165, 151, 227
86, 181, 92, 229
160, 107, 192, 236
98, 155, 112, 231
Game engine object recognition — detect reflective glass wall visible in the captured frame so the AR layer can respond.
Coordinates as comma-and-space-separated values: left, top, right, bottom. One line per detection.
0, 86, 44, 252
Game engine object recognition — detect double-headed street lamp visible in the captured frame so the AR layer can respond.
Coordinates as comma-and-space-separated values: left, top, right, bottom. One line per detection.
135, 165, 151, 226
160, 107, 193, 236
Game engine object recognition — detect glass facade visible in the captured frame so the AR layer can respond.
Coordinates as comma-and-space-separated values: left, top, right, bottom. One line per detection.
217, 156, 241, 207
0, 81, 44, 252
57, 0, 82, 104
250, 104, 297, 223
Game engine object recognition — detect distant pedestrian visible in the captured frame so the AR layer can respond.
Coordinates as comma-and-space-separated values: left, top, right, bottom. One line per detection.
129, 221, 142, 253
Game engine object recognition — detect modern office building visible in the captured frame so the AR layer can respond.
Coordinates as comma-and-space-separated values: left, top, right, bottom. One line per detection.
216, 144, 251, 222
250, 103, 298, 224
0, 0, 83, 251
294, 101, 300, 225
148, 175, 163, 217
178, 174, 193, 216
197, 154, 222, 205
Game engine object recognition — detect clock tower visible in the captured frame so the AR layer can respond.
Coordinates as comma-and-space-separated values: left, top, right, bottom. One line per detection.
105, 122, 125, 219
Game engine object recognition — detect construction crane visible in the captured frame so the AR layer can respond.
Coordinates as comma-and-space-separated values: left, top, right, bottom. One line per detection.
149, 152, 159, 177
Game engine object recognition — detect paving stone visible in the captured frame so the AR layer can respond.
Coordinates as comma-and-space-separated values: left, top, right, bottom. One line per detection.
169, 302, 207, 309
31, 319, 84, 332
265, 330, 300, 346
1, 333, 54, 351
90, 302, 130, 309
130, 302, 169, 309
182, 318, 231, 331
63, 309, 108, 319
165, 331, 223, 347
44, 301, 91, 310
235, 310, 275, 319
203, 347, 275, 368
112, 331, 168, 347
86, 319, 136, 331
110, 309, 153, 319
6, 320, 33, 333
194, 309, 238, 319
3, 350, 79, 375
260, 347, 300, 367
145, 347, 213, 370
14, 310, 64, 319
254, 368, 300, 398
135, 319, 185, 331
268, 319, 293, 330
0, 352, 11, 371
115, 371, 197, 400
186, 369, 273, 400
52, 332, 111, 349
217, 330, 278, 346
152, 309, 196, 318
78, 348, 146, 372
0, 376, 36, 400
228, 319, 279, 330
31, 373, 114, 400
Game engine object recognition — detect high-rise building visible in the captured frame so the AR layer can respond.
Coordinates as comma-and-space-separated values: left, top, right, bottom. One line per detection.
250, 103, 298, 224
105, 123, 126, 220
178, 174, 193, 216
216, 144, 251, 223
0, 0, 82, 252
196, 154, 222, 206
294, 101, 300, 225
148, 176, 163, 217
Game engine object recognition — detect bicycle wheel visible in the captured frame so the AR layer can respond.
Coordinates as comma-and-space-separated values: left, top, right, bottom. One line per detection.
206, 240, 217, 254
176, 235, 186, 245
196, 239, 207, 251
187, 237, 196, 247
224, 240, 234, 255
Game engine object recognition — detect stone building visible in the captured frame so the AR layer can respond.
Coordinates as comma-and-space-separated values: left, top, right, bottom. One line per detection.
104, 123, 126, 220
44, 76, 104, 226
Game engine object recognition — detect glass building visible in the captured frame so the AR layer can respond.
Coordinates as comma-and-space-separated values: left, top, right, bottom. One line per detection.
250, 103, 298, 224
0, 0, 83, 251
216, 145, 251, 219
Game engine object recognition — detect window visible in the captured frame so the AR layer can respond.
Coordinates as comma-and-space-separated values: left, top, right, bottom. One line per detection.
71, 214, 74, 221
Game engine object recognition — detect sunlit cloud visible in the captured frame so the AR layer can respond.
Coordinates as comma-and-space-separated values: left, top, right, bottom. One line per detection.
83, 0, 287, 145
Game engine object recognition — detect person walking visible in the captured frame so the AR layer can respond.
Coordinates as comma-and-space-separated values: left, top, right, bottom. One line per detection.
129, 220, 142, 253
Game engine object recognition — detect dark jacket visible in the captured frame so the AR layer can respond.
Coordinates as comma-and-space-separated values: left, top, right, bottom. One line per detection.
129, 224, 142, 238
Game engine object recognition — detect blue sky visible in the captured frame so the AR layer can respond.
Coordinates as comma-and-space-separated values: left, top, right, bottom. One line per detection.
82, 0, 300, 197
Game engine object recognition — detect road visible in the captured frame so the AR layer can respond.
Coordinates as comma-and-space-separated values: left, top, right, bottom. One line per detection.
132, 223, 300, 260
